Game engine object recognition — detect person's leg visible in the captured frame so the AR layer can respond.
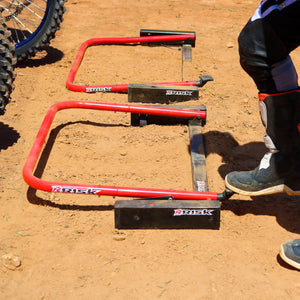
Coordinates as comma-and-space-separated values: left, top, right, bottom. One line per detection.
280, 239, 300, 270
238, 1, 300, 93
225, 1, 300, 195
225, 90, 300, 195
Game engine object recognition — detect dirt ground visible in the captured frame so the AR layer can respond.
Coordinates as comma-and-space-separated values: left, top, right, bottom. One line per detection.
1, 0, 300, 299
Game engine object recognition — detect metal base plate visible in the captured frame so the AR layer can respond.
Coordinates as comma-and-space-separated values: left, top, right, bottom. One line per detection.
115, 199, 220, 229
130, 104, 206, 127
128, 84, 199, 104
140, 29, 196, 47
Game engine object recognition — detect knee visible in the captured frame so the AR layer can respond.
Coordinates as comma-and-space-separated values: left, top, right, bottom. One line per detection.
238, 23, 275, 92
238, 20, 268, 73
237, 19, 295, 93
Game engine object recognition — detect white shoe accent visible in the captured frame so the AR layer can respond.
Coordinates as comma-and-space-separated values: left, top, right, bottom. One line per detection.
258, 152, 272, 170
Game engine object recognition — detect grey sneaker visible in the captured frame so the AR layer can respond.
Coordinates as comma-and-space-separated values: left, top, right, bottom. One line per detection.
225, 152, 300, 196
279, 239, 300, 270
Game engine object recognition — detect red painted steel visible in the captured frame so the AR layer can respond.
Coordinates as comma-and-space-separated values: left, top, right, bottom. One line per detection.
66, 34, 200, 93
23, 101, 218, 200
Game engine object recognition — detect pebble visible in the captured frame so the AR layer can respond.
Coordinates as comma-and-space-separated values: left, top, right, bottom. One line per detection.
1, 253, 21, 270
112, 230, 127, 241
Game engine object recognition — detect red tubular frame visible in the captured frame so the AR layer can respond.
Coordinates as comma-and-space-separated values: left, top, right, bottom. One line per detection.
23, 101, 219, 200
66, 34, 200, 93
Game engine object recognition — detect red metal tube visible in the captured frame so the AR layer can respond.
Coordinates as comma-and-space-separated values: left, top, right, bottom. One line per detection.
23, 101, 218, 200
66, 34, 199, 93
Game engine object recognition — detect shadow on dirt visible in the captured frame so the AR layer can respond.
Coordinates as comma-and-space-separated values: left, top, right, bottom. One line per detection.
0, 122, 20, 150
27, 187, 115, 211
203, 130, 300, 234
16, 46, 64, 68
203, 130, 267, 176
277, 254, 300, 271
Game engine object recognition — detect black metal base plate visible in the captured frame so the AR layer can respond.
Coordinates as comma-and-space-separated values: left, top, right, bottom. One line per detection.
115, 199, 220, 229
130, 104, 206, 127
140, 29, 196, 47
128, 84, 199, 104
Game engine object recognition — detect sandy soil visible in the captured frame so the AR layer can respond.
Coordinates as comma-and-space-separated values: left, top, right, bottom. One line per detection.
1, 0, 300, 299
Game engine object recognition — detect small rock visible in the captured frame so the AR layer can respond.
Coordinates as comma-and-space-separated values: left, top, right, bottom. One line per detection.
112, 230, 127, 241
1, 253, 21, 270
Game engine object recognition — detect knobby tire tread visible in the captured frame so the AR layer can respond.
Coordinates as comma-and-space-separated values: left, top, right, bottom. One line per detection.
16, 0, 67, 61
0, 18, 16, 115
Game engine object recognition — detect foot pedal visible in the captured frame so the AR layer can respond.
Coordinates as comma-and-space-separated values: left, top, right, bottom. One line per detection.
115, 198, 220, 229
128, 84, 199, 104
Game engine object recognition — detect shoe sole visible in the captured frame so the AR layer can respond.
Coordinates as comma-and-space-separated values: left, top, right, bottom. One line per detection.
279, 244, 300, 270
225, 176, 300, 196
